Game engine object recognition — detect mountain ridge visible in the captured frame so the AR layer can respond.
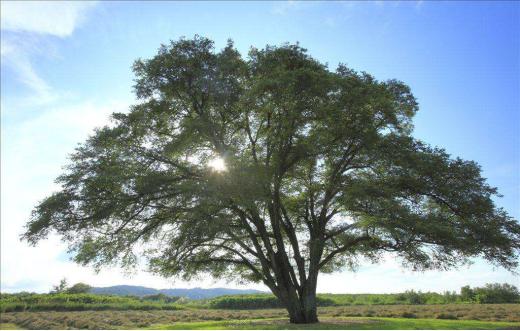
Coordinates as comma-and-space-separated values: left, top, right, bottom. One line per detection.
90, 285, 265, 299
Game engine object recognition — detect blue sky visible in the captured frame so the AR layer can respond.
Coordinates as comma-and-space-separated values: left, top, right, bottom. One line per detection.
1, 1, 519, 293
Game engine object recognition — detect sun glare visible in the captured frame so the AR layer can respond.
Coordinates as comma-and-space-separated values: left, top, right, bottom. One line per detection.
208, 157, 227, 172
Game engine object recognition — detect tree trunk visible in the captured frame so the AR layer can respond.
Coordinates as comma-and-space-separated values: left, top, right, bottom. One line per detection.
302, 288, 318, 323
279, 278, 319, 324
300, 272, 319, 324
286, 292, 318, 324
270, 238, 323, 324
287, 238, 321, 324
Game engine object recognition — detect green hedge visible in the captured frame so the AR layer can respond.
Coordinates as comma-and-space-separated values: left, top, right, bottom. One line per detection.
208, 285, 518, 310
0, 293, 183, 313
208, 291, 464, 310
207, 294, 340, 309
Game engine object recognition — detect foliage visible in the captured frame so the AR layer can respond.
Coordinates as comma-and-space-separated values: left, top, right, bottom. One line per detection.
50, 279, 92, 295
2, 283, 518, 314
51, 278, 68, 294
465, 283, 520, 304
66, 283, 92, 294
208, 294, 345, 309
23, 35, 520, 323
142, 293, 181, 303
460, 286, 474, 302
207, 292, 456, 309
207, 284, 519, 309
0, 293, 182, 313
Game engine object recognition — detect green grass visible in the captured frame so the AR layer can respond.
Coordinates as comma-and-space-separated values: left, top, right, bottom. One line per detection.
147, 317, 520, 330
0, 323, 21, 330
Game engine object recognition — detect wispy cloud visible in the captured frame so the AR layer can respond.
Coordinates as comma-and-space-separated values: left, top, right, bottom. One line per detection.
0, 1, 97, 105
0, 99, 131, 293
1, 1, 97, 37
1, 37, 56, 104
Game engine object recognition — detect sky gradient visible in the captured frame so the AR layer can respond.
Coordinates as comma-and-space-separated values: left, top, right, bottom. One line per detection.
1, 1, 519, 294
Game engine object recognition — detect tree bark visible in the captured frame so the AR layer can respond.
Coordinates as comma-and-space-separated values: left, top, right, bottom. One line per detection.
301, 277, 319, 323
285, 291, 318, 324
274, 275, 319, 324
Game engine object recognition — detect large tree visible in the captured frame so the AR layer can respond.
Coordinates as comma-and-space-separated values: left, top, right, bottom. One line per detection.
24, 36, 519, 323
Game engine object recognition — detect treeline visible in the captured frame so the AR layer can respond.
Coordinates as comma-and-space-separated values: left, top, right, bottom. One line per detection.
2, 283, 518, 312
0, 293, 183, 313
209, 284, 520, 309
460, 283, 520, 304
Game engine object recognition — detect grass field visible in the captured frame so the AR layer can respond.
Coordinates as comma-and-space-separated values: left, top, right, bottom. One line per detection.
146, 317, 520, 330
1, 316, 519, 330
1, 304, 519, 329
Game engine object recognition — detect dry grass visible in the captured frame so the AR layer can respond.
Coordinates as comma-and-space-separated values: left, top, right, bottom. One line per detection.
0, 309, 287, 329
0, 304, 518, 329
318, 303, 520, 322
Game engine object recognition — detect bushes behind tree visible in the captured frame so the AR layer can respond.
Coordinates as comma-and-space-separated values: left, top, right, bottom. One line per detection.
1, 283, 517, 312
208, 284, 519, 309
461, 283, 519, 304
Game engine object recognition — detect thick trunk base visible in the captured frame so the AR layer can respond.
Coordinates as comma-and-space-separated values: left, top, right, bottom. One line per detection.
288, 309, 319, 324
278, 272, 320, 324
289, 316, 319, 324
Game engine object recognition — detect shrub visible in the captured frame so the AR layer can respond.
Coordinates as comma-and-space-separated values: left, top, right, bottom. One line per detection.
460, 285, 474, 302
474, 283, 519, 304
404, 290, 426, 305
66, 283, 92, 294
141, 293, 180, 303
0, 293, 183, 312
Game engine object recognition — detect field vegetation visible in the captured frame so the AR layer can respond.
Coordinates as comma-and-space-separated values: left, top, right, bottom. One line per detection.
0, 293, 182, 313
146, 318, 520, 330
194, 283, 520, 309
1, 304, 520, 329
3, 287, 517, 313
206, 291, 462, 309
1, 283, 519, 329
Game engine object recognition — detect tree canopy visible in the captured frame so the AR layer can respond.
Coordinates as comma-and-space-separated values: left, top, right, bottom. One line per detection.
24, 36, 519, 323
67, 283, 92, 294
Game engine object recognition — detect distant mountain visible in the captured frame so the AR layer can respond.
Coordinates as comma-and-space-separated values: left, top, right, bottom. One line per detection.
90, 285, 159, 297
90, 285, 265, 299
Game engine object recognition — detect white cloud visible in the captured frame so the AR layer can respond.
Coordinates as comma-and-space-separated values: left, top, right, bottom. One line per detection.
318, 255, 519, 294
0, 1, 97, 105
1, 37, 56, 104
0, 99, 131, 293
1, 1, 97, 37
